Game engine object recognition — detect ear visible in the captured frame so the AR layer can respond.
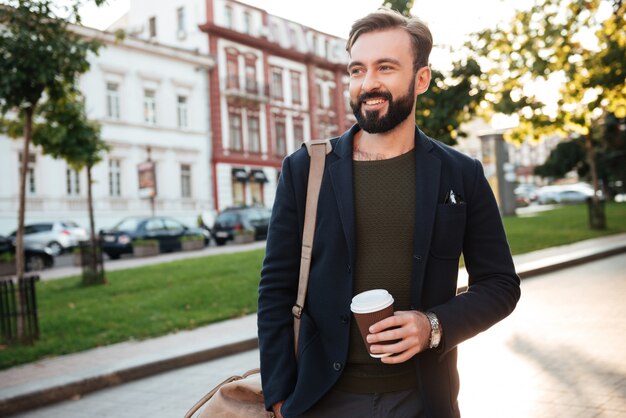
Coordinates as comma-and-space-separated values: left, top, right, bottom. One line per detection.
414, 67, 431, 96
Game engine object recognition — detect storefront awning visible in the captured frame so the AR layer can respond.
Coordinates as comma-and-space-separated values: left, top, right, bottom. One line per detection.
250, 169, 269, 183
232, 168, 249, 182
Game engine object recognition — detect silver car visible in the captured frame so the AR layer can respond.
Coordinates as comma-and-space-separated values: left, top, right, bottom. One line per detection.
11, 221, 88, 256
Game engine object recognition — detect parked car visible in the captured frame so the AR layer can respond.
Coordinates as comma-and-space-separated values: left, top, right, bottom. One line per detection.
0, 235, 54, 272
536, 183, 597, 204
99, 216, 209, 259
514, 184, 538, 206
212, 206, 272, 246
9, 221, 88, 256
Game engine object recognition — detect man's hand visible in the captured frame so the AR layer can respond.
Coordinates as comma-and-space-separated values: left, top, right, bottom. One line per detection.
272, 400, 285, 418
367, 310, 431, 363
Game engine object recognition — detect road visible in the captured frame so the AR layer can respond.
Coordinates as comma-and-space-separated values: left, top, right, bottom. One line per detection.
12, 254, 626, 418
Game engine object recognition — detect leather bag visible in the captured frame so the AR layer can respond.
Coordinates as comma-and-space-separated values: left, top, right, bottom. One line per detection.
184, 139, 332, 418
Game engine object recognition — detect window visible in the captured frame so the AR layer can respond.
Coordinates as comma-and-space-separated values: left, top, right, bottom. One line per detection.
176, 7, 185, 33
329, 86, 336, 109
181, 164, 192, 198
275, 121, 286, 156
271, 68, 283, 100
19, 153, 36, 194
290, 71, 301, 104
177, 95, 188, 128
317, 83, 324, 108
224, 6, 233, 29
243, 11, 251, 34
227, 57, 239, 89
248, 116, 260, 153
245, 64, 257, 93
66, 168, 80, 196
229, 113, 242, 151
109, 159, 121, 197
293, 119, 304, 149
106, 82, 120, 119
144, 89, 157, 124
149, 16, 157, 38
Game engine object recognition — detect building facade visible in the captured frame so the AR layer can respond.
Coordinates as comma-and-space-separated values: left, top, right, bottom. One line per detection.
119, 0, 354, 210
203, 0, 353, 210
0, 26, 215, 234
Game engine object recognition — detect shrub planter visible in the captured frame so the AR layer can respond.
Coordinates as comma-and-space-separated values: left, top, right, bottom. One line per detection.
181, 236, 205, 251
132, 240, 160, 257
233, 230, 255, 245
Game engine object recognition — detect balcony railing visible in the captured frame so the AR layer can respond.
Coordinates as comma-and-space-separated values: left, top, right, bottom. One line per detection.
223, 77, 270, 102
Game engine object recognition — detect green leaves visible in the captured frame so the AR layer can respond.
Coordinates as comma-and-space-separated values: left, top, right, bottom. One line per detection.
0, 0, 101, 114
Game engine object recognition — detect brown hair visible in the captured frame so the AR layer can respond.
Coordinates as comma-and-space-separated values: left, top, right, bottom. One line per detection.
346, 8, 433, 72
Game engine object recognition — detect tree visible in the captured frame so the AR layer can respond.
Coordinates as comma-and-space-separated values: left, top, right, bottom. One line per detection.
33, 91, 110, 285
416, 58, 484, 146
382, 0, 415, 16
0, 0, 103, 341
469, 0, 626, 229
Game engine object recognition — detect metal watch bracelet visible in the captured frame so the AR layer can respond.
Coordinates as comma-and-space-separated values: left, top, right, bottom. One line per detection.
425, 312, 441, 349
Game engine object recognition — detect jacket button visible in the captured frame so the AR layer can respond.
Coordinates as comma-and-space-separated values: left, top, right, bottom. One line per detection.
333, 362, 342, 371
347, 264, 351, 273
340, 314, 349, 324
413, 255, 422, 261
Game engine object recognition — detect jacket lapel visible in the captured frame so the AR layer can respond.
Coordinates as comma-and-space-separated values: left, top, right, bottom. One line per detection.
328, 126, 358, 266
412, 128, 441, 308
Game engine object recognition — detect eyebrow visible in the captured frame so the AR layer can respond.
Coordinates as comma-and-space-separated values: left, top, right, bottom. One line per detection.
347, 58, 402, 71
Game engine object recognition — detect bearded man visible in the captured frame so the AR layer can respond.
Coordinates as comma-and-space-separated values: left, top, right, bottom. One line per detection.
258, 8, 520, 418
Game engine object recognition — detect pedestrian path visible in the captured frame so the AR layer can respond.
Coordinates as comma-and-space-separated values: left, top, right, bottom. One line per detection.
40, 241, 266, 281
1, 233, 625, 416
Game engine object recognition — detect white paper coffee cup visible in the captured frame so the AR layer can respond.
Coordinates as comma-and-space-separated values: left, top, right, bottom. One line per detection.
350, 289, 395, 358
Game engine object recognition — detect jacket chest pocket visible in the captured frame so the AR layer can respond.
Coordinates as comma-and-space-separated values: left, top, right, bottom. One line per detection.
429, 204, 466, 260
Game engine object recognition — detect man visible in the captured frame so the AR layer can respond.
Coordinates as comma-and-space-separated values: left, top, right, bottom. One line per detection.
258, 8, 520, 418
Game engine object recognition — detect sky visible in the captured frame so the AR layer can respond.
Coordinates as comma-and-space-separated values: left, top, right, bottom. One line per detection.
79, 0, 534, 71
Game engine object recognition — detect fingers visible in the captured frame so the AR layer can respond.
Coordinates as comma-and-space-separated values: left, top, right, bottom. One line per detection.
367, 310, 430, 362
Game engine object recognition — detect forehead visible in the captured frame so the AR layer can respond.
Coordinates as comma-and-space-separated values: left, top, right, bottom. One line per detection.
349, 28, 413, 66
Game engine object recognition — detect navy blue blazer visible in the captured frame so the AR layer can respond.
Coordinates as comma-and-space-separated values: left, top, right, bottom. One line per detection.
258, 125, 520, 418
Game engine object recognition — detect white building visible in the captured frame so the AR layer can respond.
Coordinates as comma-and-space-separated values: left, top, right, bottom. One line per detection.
0, 25, 216, 234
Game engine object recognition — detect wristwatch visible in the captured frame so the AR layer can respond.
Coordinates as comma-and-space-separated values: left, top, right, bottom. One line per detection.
425, 312, 441, 349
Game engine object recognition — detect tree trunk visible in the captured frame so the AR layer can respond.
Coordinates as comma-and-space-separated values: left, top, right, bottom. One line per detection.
585, 133, 606, 230
15, 107, 35, 341
85, 165, 105, 285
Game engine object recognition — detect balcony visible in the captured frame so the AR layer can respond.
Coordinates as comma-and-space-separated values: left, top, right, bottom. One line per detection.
223, 77, 269, 103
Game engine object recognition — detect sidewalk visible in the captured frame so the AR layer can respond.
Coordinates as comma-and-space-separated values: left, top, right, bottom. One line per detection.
1, 233, 625, 416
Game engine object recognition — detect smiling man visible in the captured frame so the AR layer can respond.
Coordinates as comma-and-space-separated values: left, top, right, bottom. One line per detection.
258, 8, 520, 418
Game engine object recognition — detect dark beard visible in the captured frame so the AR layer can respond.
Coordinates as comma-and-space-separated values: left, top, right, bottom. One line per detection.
350, 78, 416, 134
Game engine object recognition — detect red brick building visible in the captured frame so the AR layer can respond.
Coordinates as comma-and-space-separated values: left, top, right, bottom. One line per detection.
200, 0, 354, 210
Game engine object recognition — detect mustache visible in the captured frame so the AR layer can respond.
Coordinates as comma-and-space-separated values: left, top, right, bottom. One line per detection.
357, 90, 393, 104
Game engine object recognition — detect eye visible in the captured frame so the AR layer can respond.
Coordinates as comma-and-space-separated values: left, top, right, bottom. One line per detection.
380, 65, 392, 71
349, 67, 364, 76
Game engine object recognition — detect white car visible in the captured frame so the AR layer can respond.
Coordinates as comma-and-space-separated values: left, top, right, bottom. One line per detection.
10, 221, 89, 256
536, 184, 596, 205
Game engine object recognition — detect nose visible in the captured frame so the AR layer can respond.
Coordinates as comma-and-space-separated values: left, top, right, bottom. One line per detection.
360, 70, 381, 93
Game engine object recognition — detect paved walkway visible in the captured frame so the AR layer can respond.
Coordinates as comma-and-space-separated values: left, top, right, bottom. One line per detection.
40, 241, 267, 281
1, 233, 625, 416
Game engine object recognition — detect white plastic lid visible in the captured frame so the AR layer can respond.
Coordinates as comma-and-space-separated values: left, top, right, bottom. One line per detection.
350, 289, 394, 314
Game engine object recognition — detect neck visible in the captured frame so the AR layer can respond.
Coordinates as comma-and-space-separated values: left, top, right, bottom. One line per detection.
353, 118, 416, 161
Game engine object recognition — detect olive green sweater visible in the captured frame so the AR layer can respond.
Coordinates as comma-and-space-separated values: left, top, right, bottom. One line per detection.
335, 149, 418, 393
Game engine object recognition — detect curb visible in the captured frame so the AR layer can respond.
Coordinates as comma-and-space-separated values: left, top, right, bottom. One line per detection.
2, 240, 625, 416
0, 338, 259, 417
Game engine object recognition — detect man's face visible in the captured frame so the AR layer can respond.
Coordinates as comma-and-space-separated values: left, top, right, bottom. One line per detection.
348, 28, 420, 134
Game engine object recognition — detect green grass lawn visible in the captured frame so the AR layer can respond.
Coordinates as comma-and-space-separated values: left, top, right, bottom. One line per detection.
0, 202, 625, 369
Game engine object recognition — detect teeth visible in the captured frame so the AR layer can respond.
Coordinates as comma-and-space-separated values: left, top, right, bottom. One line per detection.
365, 98, 386, 105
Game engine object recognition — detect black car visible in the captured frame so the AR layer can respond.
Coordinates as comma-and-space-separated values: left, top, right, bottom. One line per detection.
0, 235, 54, 272
212, 206, 271, 246
99, 216, 210, 259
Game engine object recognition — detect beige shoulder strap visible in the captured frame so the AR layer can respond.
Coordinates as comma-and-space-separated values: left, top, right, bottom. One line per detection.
292, 139, 332, 355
